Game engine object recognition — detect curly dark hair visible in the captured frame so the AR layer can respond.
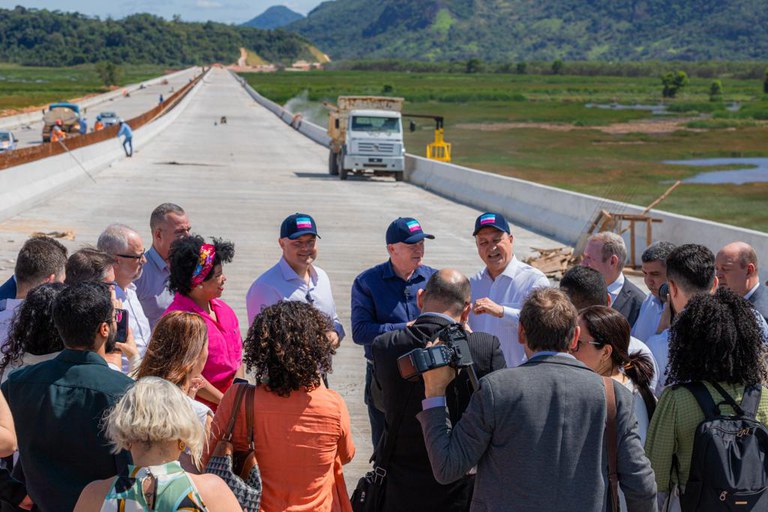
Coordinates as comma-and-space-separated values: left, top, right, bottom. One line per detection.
167, 235, 235, 296
244, 301, 334, 397
667, 288, 768, 386
1, 282, 66, 375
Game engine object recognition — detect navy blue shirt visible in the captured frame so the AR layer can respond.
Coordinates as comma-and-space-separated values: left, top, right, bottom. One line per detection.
0, 276, 16, 301
351, 260, 437, 360
2, 349, 133, 512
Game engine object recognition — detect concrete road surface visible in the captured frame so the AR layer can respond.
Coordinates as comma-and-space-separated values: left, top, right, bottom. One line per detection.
0, 67, 562, 489
5, 68, 200, 150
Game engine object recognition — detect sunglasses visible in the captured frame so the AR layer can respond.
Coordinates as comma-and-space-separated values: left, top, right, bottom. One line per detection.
572, 338, 604, 353
115, 252, 144, 260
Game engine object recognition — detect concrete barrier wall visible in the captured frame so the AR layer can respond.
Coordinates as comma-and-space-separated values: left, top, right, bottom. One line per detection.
406, 155, 768, 262
233, 70, 768, 262
0, 71, 205, 223
231, 72, 331, 147
0, 67, 199, 130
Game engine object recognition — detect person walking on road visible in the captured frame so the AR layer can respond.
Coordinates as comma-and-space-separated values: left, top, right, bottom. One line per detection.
117, 120, 133, 157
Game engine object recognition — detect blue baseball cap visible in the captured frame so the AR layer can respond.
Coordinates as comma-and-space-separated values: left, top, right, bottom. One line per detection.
386, 217, 435, 245
473, 212, 510, 236
280, 213, 320, 239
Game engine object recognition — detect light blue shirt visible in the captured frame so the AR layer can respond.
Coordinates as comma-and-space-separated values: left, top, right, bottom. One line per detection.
117, 123, 133, 140
631, 293, 664, 342
469, 256, 550, 368
114, 283, 151, 371
246, 257, 344, 339
133, 246, 173, 329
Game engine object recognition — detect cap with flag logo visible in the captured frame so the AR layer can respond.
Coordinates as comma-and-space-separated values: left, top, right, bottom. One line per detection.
386, 217, 435, 245
472, 212, 510, 236
280, 213, 320, 239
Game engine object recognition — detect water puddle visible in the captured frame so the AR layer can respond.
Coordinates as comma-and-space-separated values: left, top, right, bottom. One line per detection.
664, 157, 768, 184
585, 103, 670, 115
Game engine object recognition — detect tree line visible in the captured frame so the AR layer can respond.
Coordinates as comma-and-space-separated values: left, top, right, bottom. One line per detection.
0, 7, 313, 67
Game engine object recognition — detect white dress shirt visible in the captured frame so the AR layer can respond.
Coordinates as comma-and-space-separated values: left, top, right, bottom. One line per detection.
607, 272, 625, 306
246, 257, 345, 339
115, 283, 151, 372
631, 294, 664, 342
469, 256, 550, 367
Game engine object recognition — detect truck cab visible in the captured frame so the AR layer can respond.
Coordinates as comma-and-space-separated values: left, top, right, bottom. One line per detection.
327, 96, 406, 181
343, 109, 404, 178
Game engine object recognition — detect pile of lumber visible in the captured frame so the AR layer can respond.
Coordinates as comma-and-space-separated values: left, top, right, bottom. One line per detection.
524, 246, 574, 279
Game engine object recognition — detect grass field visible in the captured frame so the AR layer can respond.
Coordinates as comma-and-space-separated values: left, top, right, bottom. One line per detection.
242, 70, 768, 232
0, 63, 174, 113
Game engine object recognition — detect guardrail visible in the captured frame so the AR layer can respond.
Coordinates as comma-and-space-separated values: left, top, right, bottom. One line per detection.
0, 69, 205, 171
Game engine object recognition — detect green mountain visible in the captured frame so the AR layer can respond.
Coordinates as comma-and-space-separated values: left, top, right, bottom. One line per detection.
243, 5, 304, 30
0, 6, 314, 67
288, 0, 768, 61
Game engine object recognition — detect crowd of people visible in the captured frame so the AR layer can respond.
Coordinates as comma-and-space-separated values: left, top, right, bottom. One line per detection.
0, 201, 766, 512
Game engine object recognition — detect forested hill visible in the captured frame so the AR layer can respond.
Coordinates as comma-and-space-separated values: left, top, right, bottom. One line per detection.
288, 0, 768, 61
0, 6, 316, 66
242, 6, 304, 30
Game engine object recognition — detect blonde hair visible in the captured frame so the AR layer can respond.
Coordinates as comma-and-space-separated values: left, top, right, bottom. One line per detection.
105, 377, 205, 467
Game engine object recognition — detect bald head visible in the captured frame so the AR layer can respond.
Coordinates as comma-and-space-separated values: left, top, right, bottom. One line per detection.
716, 241, 759, 297
420, 269, 472, 319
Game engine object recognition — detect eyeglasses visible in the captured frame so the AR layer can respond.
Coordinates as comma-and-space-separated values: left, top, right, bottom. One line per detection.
572, 338, 604, 353
115, 251, 144, 260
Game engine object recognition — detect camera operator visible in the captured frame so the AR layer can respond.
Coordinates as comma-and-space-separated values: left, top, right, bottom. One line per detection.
371, 268, 505, 512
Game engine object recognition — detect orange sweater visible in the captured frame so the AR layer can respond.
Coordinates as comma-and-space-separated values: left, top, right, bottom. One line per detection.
204, 384, 355, 512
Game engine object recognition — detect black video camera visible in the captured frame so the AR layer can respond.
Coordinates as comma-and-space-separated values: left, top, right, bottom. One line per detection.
397, 324, 477, 387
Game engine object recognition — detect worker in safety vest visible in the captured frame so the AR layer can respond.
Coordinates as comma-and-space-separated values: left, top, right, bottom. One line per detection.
50, 120, 66, 143
93, 116, 104, 132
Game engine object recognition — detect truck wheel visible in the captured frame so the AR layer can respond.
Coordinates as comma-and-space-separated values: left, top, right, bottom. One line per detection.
328, 150, 339, 175
339, 167, 348, 180
394, 172, 404, 182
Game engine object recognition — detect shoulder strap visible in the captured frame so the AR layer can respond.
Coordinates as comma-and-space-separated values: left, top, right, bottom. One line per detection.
681, 382, 719, 420
737, 384, 763, 419
709, 381, 746, 416
602, 377, 619, 512
245, 385, 256, 449
223, 383, 248, 441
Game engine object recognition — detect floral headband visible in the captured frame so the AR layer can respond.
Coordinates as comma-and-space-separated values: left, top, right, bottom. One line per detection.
191, 243, 216, 287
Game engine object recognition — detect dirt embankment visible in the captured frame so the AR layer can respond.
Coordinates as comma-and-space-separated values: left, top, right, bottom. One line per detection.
455, 117, 704, 135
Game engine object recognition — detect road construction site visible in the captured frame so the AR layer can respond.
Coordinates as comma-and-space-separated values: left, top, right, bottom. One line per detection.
0, 66, 766, 486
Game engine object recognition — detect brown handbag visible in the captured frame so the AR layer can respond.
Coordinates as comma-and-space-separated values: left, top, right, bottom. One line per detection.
205, 383, 262, 510
603, 376, 620, 512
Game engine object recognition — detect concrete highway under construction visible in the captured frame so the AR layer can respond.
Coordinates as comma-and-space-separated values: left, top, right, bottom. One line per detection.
0, 67, 562, 484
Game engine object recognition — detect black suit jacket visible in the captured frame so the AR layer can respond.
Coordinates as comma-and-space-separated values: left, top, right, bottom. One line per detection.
371, 315, 506, 512
613, 278, 646, 328
748, 284, 768, 322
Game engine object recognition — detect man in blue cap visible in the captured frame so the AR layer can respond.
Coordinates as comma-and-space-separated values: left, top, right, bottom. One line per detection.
469, 212, 549, 367
351, 217, 437, 448
246, 213, 344, 346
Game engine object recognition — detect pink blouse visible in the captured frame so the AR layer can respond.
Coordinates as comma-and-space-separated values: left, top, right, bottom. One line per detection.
165, 294, 242, 411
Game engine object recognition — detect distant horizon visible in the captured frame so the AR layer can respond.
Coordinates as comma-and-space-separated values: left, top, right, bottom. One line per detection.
0, 0, 322, 24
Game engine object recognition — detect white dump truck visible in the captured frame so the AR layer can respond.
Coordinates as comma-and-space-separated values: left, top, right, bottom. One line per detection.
326, 96, 405, 181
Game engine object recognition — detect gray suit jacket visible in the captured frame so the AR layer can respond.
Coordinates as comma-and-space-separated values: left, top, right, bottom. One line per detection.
613, 279, 646, 328
748, 284, 768, 322
417, 354, 657, 512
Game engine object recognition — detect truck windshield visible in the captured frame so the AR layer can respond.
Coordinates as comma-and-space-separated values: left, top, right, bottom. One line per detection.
351, 116, 400, 133
0, 133, 10, 142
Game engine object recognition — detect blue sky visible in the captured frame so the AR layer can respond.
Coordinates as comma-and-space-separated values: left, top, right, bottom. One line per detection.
0, 0, 325, 23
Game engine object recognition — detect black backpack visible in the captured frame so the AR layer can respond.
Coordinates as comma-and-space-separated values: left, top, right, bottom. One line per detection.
679, 382, 768, 511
